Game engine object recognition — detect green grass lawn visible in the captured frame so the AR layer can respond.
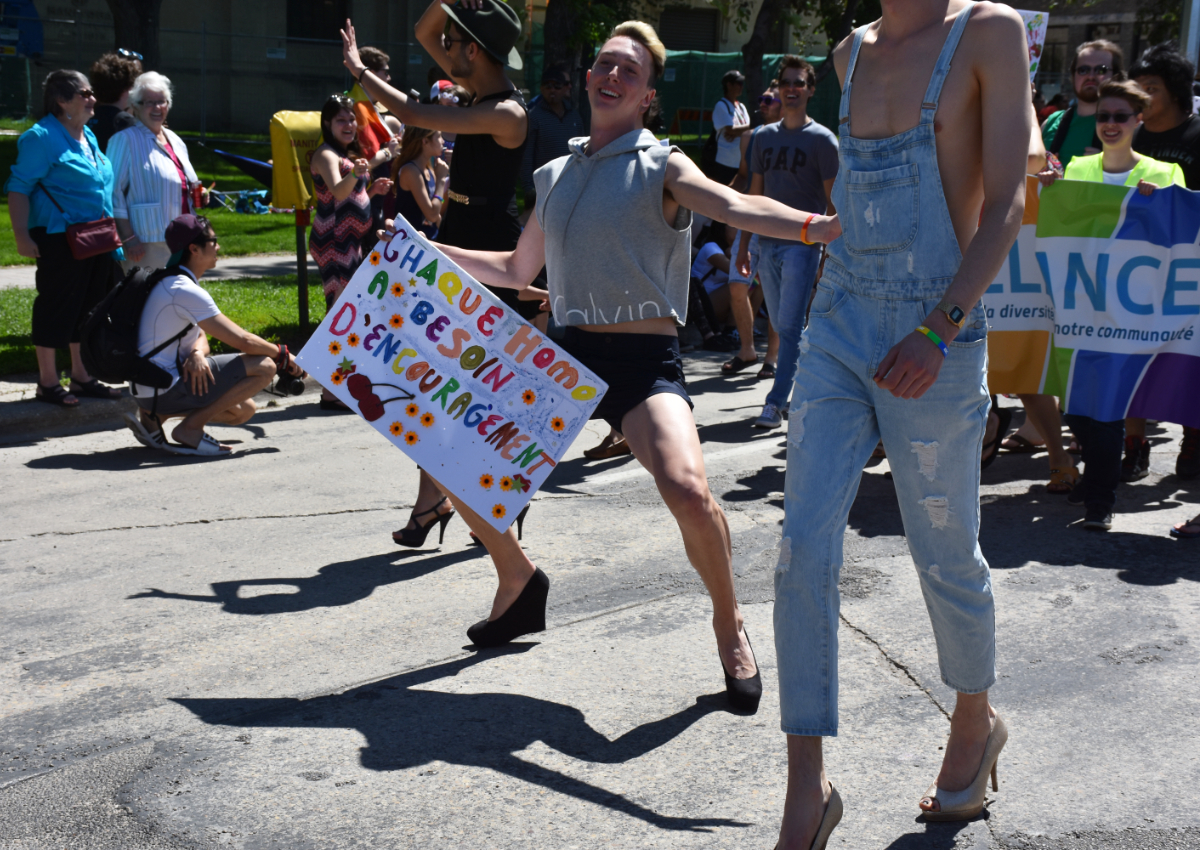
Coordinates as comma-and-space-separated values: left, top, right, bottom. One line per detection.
0, 275, 326, 377
1, 130, 297, 266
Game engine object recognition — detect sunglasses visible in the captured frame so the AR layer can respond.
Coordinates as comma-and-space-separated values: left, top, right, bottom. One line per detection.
758, 95, 781, 106
1096, 111, 1136, 124
443, 34, 468, 50
117, 48, 143, 61
75, 88, 95, 99
777, 78, 813, 89
542, 80, 568, 89
1075, 64, 1111, 77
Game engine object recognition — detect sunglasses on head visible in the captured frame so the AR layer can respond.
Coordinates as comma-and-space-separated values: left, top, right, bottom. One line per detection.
117, 48, 143, 61
1096, 110, 1136, 124
1075, 64, 1110, 77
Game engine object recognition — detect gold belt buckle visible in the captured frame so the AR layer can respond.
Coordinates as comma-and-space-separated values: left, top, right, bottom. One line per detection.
447, 190, 470, 205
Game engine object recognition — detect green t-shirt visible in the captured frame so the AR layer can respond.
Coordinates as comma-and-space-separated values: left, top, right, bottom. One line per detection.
1041, 109, 1098, 166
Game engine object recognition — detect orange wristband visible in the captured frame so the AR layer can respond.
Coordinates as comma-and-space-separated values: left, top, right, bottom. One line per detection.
800, 213, 816, 245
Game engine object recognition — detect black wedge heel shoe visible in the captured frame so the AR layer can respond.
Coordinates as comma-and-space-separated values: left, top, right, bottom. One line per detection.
722, 626, 763, 713
466, 567, 550, 647
470, 504, 531, 545
393, 496, 455, 548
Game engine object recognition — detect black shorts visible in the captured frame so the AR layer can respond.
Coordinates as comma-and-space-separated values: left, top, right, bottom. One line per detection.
30, 228, 117, 349
560, 327, 692, 433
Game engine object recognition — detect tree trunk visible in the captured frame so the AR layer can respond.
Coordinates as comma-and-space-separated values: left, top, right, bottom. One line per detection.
542, 0, 581, 73
740, 0, 788, 116
105, 0, 164, 72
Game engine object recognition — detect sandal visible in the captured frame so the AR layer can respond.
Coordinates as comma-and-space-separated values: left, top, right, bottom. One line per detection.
69, 378, 122, 400
583, 433, 632, 460
981, 404, 1014, 472
124, 413, 170, 451
35, 383, 79, 407
756, 362, 776, 380
1170, 518, 1200, 539
721, 355, 758, 375
166, 431, 231, 457
1001, 434, 1043, 453
1047, 466, 1081, 494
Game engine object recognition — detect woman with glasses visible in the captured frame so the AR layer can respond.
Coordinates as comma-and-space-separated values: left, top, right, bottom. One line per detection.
107, 72, 203, 272
1037, 78, 1184, 531
5, 70, 123, 407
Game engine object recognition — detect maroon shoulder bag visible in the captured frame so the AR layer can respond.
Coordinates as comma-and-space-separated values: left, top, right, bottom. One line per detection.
35, 183, 123, 260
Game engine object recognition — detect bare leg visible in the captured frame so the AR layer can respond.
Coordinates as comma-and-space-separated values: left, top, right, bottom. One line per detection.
67, 342, 94, 383
34, 347, 74, 403
398, 469, 454, 535
778, 736, 830, 850
425, 470, 536, 620
919, 691, 997, 813
1018, 394, 1073, 471
727, 281, 757, 363
171, 355, 274, 449
620, 393, 756, 679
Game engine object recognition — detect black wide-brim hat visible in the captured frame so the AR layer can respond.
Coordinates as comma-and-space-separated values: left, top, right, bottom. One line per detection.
441, 0, 523, 70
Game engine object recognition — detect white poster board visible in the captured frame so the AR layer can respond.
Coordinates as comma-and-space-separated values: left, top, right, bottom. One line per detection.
296, 217, 608, 531
1018, 10, 1049, 83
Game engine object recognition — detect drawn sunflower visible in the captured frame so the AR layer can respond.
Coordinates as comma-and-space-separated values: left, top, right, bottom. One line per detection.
404, 431, 419, 445
522, 389, 536, 405
550, 417, 565, 432
328, 341, 342, 356
330, 371, 346, 385
479, 474, 494, 489
346, 333, 360, 347
389, 422, 403, 436
389, 314, 404, 329
499, 476, 513, 491
391, 282, 404, 297
405, 403, 420, 417
369, 251, 382, 266
420, 412, 435, 427
492, 504, 506, 519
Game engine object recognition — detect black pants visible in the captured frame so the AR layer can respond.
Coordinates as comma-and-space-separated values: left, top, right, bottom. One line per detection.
30, 228, 116, 349
687, 276, 720, 339
1064, 414, 1124, 511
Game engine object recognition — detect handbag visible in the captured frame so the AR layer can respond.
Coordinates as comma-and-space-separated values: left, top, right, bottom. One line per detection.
34, 183, 122, 260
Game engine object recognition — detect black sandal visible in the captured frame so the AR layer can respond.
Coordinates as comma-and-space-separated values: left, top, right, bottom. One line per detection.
35, 383, 79, 407
721, 355, 758, 375
981, 403, 1014, 471
69, 378, 122, 400
756, 362, 776, 380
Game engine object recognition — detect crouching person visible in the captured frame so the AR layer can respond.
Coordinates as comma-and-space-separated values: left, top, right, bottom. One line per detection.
126, 214, 305, 456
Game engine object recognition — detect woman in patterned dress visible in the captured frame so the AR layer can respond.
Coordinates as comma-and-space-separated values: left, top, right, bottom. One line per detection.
309, 93, 393, 409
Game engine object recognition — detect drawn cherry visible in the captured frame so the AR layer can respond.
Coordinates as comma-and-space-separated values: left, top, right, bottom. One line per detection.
359, 394, 386, 421
339, 374, 415, 421
346, 373, 373, 400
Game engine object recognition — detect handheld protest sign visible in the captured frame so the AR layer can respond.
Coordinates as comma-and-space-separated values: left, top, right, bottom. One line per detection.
296, 216, 608, 531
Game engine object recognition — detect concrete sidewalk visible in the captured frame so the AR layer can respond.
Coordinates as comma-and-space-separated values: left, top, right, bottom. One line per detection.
0, 252, 312, 290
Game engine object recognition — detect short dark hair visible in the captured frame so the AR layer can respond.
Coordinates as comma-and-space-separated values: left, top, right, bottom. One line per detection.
1131, 41, 1196, 115
1099, 78, 1151, 114
89, 52, 142, 104
778, 55, 816, 88
542, 61, 570, 85
359, 46, 390, 72
42, 70, 88, 117
1072, 39, 1126, 80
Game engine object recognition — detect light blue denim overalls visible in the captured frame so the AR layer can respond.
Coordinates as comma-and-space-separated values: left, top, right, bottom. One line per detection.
773, 2, 996, 736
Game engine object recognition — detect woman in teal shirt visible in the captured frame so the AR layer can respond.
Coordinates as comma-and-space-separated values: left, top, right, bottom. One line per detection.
6, 69, 122, 406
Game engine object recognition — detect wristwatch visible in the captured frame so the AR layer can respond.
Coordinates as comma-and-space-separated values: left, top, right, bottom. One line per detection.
934, 300, 967, 329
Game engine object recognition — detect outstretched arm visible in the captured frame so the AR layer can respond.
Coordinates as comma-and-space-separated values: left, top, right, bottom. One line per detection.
436, 212, 547, 291
664, 152, 840, 245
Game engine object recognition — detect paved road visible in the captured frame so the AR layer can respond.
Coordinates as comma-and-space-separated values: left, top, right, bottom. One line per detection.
1, 352, 1198, 849
0, 253, 310, 290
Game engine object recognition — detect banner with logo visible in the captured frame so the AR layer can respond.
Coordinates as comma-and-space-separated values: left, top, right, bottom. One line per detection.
296, 216, 608, 531
983, 178, 1200, 428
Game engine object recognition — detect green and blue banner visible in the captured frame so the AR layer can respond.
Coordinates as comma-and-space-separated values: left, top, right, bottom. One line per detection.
984, 177, 1200, 428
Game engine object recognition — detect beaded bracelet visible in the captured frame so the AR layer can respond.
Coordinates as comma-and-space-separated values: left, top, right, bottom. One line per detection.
915, 325, 948, 358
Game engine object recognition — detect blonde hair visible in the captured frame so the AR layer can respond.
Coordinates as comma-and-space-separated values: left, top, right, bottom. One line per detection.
608, 21, 666, 85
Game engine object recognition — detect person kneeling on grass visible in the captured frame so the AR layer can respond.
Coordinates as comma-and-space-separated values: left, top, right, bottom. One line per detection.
125, 214, 305, 456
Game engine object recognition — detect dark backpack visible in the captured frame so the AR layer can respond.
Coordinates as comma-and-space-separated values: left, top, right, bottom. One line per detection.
80, 265, 193, 389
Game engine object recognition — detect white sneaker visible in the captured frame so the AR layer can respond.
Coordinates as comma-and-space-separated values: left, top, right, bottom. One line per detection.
753, 402, 783, 429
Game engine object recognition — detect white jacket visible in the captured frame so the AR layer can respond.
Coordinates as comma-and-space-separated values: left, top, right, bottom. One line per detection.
108, 123, 199, 244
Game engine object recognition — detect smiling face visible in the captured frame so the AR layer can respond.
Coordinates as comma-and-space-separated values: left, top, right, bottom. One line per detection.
328, 107, 357, 148
586, 36, 656, 126
778, 65, 813, 115
135, 88, 169, 132
1074, 49, 1115, 103
1095, 95, 1141, 151
758, 87, 781, 123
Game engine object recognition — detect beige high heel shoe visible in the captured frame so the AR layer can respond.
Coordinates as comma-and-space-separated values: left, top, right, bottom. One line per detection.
920, 714, 1008, 821
773, 784, 843, 850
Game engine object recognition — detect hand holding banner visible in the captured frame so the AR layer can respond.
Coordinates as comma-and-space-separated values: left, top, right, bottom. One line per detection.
296, 216, 608, 530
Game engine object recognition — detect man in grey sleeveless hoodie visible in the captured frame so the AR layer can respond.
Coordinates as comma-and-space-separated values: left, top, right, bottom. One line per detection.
771, 2, 1032, 847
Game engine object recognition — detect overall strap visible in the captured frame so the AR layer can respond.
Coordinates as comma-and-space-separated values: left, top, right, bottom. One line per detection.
838, 25, 869, 131
920, 2, 975, 123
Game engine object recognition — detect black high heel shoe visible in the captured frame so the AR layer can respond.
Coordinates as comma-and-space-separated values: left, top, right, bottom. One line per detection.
393, 496, 455, 548
470, 504, 530, 545
466, 567, 550, 647
722, 626, 763, 713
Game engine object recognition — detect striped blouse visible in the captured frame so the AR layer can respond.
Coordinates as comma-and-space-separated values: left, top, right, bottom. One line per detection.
107, 123, 199, 244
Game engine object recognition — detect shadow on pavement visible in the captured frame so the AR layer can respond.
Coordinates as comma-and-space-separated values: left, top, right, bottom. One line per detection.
24, 445, 281, 470
880, 817, 981, 848
127, 547, 482, 614
174, 648, 749, 832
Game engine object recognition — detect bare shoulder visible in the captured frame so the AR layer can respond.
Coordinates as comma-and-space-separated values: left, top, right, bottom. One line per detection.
665, 149, 702, 180
962, 2, 1028, 60
831, 28, 861, 87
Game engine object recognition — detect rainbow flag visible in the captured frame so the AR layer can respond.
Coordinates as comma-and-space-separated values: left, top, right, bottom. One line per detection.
347, 82, 394, 159
984, 177, 1200, 427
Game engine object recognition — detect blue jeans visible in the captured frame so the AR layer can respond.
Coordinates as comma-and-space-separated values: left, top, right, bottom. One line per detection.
757, 240, 822, 410
774, 279, 995, 735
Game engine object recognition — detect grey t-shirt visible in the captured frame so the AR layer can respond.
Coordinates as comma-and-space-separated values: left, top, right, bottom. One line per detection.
751, 118, 838, 243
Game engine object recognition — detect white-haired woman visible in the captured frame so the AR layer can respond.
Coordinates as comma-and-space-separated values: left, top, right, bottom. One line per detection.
108, 71, 202, 271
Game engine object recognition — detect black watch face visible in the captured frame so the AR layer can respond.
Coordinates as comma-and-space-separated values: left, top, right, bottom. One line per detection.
947, 306, 965, 324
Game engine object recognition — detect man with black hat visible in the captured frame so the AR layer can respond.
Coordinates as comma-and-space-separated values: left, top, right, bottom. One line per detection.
342, 1, 540, 542
519, 62, 584, 213
125, 214, 304, 456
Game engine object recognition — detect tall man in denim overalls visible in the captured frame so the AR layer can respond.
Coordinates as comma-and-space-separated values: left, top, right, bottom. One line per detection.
770, 2, 1033, 847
